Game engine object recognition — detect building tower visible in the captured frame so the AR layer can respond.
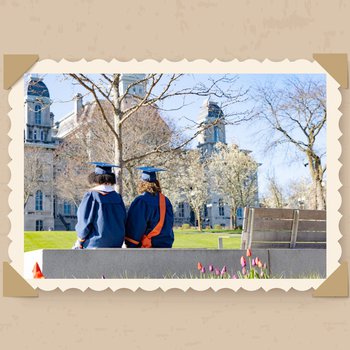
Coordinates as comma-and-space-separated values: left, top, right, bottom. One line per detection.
197, 99, 226, 156
119, 74, 147, 98
25, 74, 55, 145
24, 75, 56, 231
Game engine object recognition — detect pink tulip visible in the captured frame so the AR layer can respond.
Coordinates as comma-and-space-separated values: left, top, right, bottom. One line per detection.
255, 257, 260, 265
242, 267, 247, 275
257, 261, 263, 268
246, 248, 252, 257
221, 266, 227, 274
232, 274, 238, 279
215, 268, 220, 276
197, 262, 203, 270
209, 265, 214, 272
240, 256, 246, 268
252, 259, 256, 267
201, 267, 206, 273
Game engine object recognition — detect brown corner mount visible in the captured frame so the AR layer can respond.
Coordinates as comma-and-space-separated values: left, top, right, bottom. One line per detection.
3, 54, 39, 90
2, 262, 38, 297
313, 262, 348, 298
313, 53, 348, 88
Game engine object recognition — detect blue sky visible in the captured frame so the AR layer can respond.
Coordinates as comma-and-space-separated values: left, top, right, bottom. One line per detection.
26, 73, 326, 196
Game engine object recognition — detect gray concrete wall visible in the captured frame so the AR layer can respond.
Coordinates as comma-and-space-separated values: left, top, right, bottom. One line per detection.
24, 249, 326, 279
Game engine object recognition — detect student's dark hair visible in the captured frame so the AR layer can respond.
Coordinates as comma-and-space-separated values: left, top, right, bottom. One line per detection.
88, 172, 116, 185
137, 180, 162, 195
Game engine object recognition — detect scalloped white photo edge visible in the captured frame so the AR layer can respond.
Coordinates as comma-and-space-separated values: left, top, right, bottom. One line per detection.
7, 59, 341, 292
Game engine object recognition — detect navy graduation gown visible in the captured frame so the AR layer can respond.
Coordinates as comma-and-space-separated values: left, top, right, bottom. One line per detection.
75, 190, 126, 248
125, 192, 174, 248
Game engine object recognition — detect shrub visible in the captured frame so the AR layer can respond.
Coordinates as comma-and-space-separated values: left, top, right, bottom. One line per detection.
213, 224, 222, 230
181, 223, 191, 230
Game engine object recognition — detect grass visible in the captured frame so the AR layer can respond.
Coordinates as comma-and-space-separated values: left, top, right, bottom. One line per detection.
24, 229, 242, 252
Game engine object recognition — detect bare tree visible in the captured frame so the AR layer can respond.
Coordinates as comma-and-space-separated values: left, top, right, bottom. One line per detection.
24, 145, 52, 208
208, 142, 259, 228
260, 174, 286, 208
54, 99, 182, 205
67, 73, 250, 195
253, 76, 326, 209
286, 177, 317, 209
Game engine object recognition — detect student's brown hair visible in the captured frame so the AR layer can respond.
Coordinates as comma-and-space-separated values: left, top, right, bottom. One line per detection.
137, 180, 162, 195
88, 172, 116, 185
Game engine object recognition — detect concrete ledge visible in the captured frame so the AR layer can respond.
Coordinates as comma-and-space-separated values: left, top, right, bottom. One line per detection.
24, 249, 326, 279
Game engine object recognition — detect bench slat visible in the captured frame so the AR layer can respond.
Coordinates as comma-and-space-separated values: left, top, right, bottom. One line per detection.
252, 231, 291, 242
253, 218, 294, 231
295, 242, 326, 249
298, 210, 326, 220
298, 220, 326, 231
296, 231, 326, 242
253, 208, 294, 219
251, 242, 291, 249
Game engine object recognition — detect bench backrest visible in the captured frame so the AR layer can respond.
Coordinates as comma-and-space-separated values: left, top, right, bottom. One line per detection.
241, 208, 326, 249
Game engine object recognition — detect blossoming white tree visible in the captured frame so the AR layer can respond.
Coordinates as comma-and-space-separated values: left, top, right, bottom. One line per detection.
171, 150, 209, 231
208, 142, 259, 228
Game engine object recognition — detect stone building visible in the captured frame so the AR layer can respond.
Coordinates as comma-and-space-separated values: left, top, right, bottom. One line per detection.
24, 75, 259, 231
173, 99, 259, 228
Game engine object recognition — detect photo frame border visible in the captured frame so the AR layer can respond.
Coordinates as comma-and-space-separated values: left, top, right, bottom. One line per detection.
6, 58, 342, 293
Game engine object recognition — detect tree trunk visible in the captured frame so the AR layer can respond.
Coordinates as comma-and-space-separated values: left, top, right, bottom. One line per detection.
112, 77, 123, 195
115, 131, 123, 194
229, 211, 233, 230
307, 153, 326, 210
196, 209, 202, 231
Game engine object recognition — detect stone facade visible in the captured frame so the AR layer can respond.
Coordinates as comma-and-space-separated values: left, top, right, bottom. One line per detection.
24, 75, 259, 231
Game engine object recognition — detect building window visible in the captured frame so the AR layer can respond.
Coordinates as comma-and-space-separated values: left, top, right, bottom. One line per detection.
40, 130, 44, 141
35, 220, 43, 231
214, 126, 219, 142
237, 207, 243, 218
178, 202, 185, 218
35, 190, 43, 211
204, 203, 208, 217
64, 201, 71, 215
35, 104, 41, 124
33, 130, 37, 140
219, 198, 225, 216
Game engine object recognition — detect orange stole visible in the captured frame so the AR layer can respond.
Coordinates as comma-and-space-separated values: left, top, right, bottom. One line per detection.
141, 193, 166, 248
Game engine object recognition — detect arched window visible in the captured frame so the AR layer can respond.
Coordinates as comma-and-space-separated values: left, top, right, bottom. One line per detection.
35, 220, 43, 231
214, 126, 219, 142
35, 105, 41, 124
178, 202, 185, 218
218, 198, 225, 216
64, 201, 71, 215
35, 190, 43, 211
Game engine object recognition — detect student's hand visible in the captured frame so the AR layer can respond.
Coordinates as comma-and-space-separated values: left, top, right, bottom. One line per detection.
72, 238, 85, 249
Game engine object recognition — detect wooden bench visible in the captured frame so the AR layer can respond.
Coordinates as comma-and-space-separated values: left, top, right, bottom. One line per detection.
239, 207, 326, 249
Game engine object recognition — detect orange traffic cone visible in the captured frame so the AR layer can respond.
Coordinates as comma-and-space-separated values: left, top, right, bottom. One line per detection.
32, 262, 45, 279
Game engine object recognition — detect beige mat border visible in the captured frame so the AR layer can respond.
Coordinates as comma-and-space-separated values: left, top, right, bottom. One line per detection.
4, 57, 343, 293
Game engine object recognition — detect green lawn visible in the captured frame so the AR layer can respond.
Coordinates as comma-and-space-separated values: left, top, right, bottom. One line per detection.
24, 229, 242, 252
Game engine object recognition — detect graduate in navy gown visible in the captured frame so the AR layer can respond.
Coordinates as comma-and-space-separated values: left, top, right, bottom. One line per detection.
125, 167, 174, 248
73, 162, 126, 249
